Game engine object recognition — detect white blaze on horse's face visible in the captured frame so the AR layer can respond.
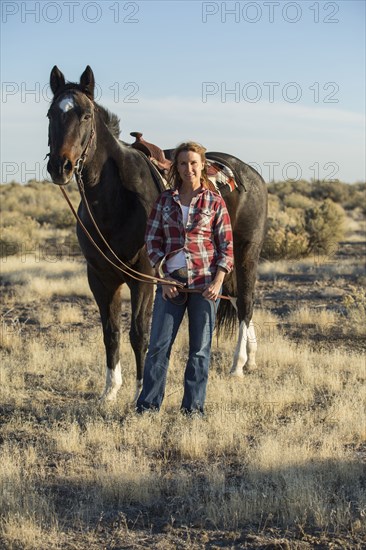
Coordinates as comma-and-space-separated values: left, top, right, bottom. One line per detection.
58, 95, 75, 113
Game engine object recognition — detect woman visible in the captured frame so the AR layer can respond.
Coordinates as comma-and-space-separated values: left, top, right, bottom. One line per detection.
136, 142, 234, 415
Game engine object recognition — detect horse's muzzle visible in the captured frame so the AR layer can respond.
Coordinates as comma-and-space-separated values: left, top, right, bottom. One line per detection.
47, 155, 74, 185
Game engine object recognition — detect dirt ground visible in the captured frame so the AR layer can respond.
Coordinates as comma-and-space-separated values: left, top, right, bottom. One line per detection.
0, 237, 365, 549
256, 239, 366, 354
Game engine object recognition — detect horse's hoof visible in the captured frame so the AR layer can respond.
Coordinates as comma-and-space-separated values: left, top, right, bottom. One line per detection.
230, 369, 244, 378
99, 389, 118, 402
131, 379, 143, 404
100, 365, 122, 402
244, 362, 257, 373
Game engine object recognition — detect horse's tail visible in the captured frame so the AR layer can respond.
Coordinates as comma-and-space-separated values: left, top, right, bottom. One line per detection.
216, 297, 237, 335
216, 271, 237, 335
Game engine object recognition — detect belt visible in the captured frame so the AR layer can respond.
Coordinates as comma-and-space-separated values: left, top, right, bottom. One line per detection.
170, 267, 188, 278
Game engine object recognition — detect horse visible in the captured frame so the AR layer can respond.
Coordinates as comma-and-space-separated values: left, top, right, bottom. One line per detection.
46, 65, 268, 402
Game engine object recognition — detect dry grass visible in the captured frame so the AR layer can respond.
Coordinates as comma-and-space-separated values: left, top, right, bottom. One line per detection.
286, 305, 339, 329
0, 256, 92, 300
1, 252, 365, 548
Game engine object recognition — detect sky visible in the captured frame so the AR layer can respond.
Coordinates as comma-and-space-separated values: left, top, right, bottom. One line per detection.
0, 0, 365, 184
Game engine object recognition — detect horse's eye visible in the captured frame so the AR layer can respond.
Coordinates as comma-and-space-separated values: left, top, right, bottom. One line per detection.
82, 113, 91, 121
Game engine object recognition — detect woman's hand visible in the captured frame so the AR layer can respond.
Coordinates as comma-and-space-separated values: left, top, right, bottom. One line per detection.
202, 279, 222, 301
161, 278, 182, 301
202, 267, 226, 301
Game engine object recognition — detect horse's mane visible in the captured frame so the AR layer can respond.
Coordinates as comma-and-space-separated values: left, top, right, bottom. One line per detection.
97, 104, 121, 139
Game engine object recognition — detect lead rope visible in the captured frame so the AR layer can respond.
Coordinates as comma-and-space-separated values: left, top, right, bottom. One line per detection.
60, 182, 232, 301
60, 182, 175, 286
58, 133, 232, 299
70, 122, 175, 287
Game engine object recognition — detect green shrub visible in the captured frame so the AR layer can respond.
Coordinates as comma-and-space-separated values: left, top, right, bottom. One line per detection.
0, 180, 80, 258
305, 199, 345, 255
342, 286, 366, 332
262, 198, 346, 261
262, 181, 352, 260
0, 180, 79, 229
0, 215, 43, 258
262, 220, 309, 260
283, 193, 315, 210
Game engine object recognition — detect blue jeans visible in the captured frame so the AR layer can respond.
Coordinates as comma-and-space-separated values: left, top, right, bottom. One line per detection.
136, 285, 217, 414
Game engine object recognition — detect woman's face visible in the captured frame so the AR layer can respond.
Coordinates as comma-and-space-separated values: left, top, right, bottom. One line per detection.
177, 150, 205, 188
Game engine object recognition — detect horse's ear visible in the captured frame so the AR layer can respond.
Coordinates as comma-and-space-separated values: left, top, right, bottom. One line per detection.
80, 66, 95, 100
50, 66, 65, 95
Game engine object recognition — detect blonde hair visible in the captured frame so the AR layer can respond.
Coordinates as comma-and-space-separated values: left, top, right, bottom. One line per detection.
167, 141, 213, 190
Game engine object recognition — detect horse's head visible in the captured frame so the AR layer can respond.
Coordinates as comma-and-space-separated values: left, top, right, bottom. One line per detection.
47, 66, 96, 185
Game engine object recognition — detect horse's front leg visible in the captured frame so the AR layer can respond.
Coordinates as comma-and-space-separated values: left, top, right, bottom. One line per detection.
87, 267, 123, 401
129, 280, 154, 402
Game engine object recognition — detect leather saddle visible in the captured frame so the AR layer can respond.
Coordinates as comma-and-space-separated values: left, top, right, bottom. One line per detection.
130, 132, 171, 173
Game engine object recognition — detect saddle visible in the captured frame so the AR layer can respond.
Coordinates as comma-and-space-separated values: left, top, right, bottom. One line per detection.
130, 132, 171, 174
130, 132, 240, 194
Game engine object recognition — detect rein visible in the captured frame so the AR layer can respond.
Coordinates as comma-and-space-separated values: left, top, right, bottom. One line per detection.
57, 99, 170, 287
62, 174, 179, 287
56, 108, 232, 301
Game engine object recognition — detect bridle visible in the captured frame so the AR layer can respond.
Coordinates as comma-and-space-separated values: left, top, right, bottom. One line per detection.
50, 92, 232, 301
74, 126, 95, 177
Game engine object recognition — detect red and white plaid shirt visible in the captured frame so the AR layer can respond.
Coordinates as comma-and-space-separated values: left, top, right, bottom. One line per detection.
145, 187, 234, 289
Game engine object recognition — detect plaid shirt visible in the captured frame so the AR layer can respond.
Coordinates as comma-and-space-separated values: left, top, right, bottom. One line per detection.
145, 187, 234, 289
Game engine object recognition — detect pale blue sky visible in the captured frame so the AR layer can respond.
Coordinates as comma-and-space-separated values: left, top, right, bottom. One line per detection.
1, 0, 365, 183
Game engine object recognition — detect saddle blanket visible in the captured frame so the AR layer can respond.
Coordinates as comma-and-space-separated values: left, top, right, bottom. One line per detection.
207, 160, 237, 193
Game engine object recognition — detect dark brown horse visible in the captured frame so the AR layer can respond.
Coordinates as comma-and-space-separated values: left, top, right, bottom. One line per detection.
47, 66, 267, 401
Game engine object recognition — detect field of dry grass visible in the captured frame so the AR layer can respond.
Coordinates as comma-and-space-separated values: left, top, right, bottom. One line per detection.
1, 185, 365, 549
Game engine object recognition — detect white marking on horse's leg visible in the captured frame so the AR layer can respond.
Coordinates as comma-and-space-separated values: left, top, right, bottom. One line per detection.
132, 379, 143, 404
245, 320, 258, 372
230, 321, 247, 377
100, 361, 122, 402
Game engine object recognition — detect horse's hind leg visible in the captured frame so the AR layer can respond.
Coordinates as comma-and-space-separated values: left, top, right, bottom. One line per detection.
230, 240, 260, 377
87, 266, 123, 401
245, 320, 258, 371
230, 319, 257, 377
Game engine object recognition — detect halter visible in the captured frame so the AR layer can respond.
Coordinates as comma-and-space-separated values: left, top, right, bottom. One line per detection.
73, 94, 96, 176
74, 125, 95, 175
46, 89, 96, 172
